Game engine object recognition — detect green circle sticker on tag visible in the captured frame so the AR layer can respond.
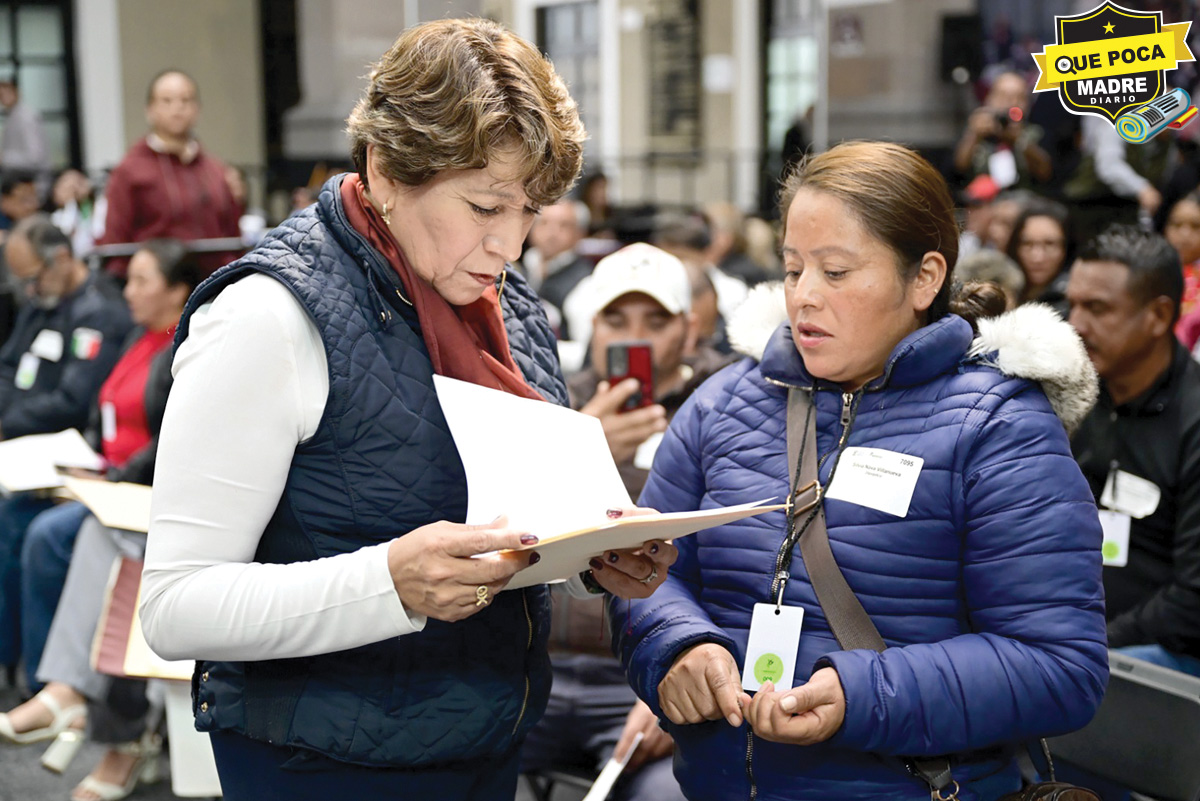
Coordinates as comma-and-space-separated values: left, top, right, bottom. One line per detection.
1102, 541, 1120, 560
754, 653, 784, 684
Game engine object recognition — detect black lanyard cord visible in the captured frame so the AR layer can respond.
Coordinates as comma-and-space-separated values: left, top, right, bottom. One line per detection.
777, 389, 862, 583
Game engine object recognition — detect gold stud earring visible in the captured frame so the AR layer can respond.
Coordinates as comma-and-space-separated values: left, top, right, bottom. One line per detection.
381, 199, 392, 227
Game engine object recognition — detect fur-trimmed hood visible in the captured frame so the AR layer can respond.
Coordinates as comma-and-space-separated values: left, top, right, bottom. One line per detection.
726, 282, 1098, 433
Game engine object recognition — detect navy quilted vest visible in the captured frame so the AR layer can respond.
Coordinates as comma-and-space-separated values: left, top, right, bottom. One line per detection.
175, 175, 567, 769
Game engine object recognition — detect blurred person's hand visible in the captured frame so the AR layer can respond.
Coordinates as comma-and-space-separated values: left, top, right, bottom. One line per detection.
967, 107, 1003, 140
1138, 184, 1162, 215
658, 643, 750, 728
386, 515, 539, 622
614, 699, 674, 772
580, 379, 667, 463
745, 668, 846, 746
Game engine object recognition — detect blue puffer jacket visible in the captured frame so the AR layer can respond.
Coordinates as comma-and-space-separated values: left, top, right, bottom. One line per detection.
179, 174, 567, 769
611, 289, 1108, 801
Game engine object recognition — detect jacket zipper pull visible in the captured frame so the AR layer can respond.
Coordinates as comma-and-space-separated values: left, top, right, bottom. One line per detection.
841, 392, 853, 428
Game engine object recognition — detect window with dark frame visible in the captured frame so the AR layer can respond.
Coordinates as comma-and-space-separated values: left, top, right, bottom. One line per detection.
536, 1, 602, 165
0, 0, 80, 171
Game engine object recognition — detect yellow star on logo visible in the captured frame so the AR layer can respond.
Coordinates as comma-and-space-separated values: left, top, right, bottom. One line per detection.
1104, 22, 1115, 33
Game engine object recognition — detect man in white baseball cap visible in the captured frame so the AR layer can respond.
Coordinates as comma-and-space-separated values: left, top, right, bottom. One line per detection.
579, 243, 699, 465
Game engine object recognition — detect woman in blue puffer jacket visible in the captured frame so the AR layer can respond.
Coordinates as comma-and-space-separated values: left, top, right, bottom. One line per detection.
610, 141, 1109, 801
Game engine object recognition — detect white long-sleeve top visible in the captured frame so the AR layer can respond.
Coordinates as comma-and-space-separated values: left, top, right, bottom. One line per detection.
140, 274, 588, 663
140, 275, 427, 661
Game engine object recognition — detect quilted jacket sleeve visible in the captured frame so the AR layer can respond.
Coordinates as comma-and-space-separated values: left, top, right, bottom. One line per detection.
821, 384, 1109, 756
610, 388, 738, 718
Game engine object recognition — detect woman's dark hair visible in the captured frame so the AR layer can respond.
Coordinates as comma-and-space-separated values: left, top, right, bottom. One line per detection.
949, 281, 1010, 334
778, 141, 959, 323
1004, 198, 1073, 285
137, 238, 204, 295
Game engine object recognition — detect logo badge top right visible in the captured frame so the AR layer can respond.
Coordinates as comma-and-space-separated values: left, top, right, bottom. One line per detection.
1034, 1, 1196, 143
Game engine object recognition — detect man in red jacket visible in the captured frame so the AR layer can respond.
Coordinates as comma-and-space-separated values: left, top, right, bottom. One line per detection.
96, 70, 242, 279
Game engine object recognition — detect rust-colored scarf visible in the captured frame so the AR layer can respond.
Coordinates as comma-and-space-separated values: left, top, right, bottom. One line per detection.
341, 174, 544, 402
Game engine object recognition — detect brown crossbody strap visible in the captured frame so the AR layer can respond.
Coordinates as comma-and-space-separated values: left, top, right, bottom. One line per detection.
785, 388, 957, 798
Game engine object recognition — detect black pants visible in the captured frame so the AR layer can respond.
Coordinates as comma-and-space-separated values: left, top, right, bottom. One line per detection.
209, 730, 521, 801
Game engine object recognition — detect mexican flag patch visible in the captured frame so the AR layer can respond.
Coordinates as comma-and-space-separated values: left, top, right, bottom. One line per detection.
71, 328, 103, 360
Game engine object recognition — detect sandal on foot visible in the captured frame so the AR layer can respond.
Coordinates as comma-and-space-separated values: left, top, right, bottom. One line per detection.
0, 689, 86, 745
69, 734, 163, 801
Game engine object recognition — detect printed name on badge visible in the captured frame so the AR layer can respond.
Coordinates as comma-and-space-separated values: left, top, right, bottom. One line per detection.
825, 447, 924, 518
1100, 468, 1161, 519
29, 329, 64, 363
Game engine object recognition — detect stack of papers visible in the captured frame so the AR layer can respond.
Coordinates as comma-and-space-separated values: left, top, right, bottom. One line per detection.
0, 429, 104, 492
63, 477, 153, 533
92, 556, 192, 681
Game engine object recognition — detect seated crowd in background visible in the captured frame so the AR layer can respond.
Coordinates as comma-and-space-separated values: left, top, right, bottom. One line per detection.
0, 57, 1197, 801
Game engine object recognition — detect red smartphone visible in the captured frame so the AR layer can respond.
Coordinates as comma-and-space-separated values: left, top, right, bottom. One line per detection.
606, 341, 654, 412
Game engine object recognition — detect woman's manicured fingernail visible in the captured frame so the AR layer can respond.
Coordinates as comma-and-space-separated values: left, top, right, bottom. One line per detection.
589, 558, 604, 571
650, 543, 659, 555
520, 534, 539, 545
608, 551, 620, 563
529, 552, 541, 565
606, 509, 623, 519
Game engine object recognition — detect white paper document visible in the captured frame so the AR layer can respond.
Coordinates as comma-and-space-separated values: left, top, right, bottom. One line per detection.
0, 429, 105, 492
433, 375, 784, 589
506, 499, 784, 590
63, 477, 153, 533
433, 375, 632, 536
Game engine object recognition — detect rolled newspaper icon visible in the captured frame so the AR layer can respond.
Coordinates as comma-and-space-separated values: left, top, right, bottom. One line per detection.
1116, 88, 1191, 144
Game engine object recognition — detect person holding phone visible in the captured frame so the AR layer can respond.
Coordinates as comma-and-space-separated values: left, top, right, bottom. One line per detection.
610, 141, 1108, 800
137, 20, 674, 801
519, 243, 733, 800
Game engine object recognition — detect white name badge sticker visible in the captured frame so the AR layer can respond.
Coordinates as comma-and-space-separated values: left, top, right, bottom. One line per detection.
100, 402, 117, 443
988, 148, 1018, 189
825, 447, 924, 518
29, 329, 63, 363
1100, 469, 1161, 519
742, 603, 804, 693
15, 352, 39, 389
633, 431, 664, 471
1098, 510, 1131, 567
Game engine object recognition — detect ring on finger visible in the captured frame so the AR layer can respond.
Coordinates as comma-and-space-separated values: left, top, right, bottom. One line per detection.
638, 564, 659, 585
475, 585, 490, 606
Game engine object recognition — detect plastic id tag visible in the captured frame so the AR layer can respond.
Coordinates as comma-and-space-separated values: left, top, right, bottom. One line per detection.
741, 603, 804, 693
15, 352, 39, 390
1099, 510, 1131, 568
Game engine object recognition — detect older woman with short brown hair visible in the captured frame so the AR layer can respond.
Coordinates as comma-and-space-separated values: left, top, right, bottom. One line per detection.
138, 19, 673, 800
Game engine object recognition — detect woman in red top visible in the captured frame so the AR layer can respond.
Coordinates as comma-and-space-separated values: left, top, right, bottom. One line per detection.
1166, 191, 1200, 349
0, 239, 201, 801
